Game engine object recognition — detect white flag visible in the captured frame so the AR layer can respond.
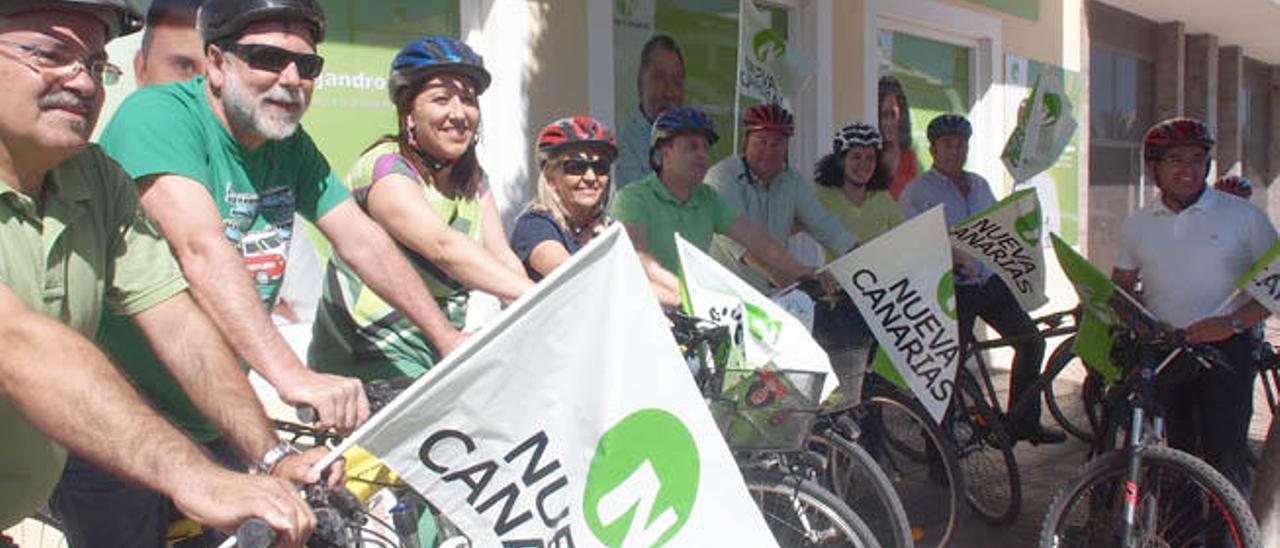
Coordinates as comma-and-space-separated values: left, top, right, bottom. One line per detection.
736, 0, 814, 106
322, 226, 777, 547
1237, 240, 1280, 317
1002, 71, 1078, 183
677, 235, 838, 401
950, 187, 1049, 311
825, 207, 959, 423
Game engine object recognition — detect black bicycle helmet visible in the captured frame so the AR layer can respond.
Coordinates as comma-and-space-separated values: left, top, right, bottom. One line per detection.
0, 0, 143, 40
388, 36, 490, 105
197, 0, 325, 46
926, 114, 972, 145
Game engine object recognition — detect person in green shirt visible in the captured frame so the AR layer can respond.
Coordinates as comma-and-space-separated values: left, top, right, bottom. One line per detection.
0, 1, 327, 543
309, 36, 532, 381
612, 106, 813, 306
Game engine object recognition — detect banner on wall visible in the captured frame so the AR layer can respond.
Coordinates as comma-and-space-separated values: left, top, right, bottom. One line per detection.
735, 0, 813, 107
319, 226, 778, 546
825, 208, 959, 423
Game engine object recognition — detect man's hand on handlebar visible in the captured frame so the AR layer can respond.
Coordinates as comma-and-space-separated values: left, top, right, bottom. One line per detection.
170, 468, 315, 547
277, 370, 370, 434
273, 447, 347, 489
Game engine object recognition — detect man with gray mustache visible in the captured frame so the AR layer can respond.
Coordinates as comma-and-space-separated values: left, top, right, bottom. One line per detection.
55, 0, 466, 543
0, 1, 332, 545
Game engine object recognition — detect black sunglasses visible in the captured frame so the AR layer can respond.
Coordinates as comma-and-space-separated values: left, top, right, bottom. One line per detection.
221, 43, 324, 79
560, 158, 611, 176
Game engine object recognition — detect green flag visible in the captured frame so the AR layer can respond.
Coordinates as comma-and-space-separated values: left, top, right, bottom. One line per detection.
1050, 234, 1121, 384
1236, 240, 1280, 317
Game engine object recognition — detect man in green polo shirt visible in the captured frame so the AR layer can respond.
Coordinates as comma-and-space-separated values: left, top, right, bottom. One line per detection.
0, 1, 326, 543
612, 106, 813, 301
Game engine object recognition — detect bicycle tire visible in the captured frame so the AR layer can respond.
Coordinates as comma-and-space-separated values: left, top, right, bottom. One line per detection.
856, 389, 962, 548
744, 468, 882, 548
1043, 336, 1102, 443
809, 428, 915, 547
1039, 444, 1263, 548
947, 369, 1021, 526
4, 508, 68, 548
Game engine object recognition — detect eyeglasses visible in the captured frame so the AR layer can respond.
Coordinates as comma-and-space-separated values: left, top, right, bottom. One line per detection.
560, 158, 611, 176
220, 42, 324, 80
1158, 153, 1209, 167
0, 39, 121, 85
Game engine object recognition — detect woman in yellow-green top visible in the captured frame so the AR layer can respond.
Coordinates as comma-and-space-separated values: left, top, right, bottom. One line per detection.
813, 122, 903, 256
811, 122, 903, 376
309, 36, 533, 381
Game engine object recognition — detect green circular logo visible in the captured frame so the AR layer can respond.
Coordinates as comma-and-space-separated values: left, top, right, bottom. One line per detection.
1015, 205, 1042, 246
937, 271, 957, 320
583, 409, 700, 547
751, 29, 786, 62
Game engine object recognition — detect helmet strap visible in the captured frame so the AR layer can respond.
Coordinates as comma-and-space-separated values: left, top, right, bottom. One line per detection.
403, 120, 454, 173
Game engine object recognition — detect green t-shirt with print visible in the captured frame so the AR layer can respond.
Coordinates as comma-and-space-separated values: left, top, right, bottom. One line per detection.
0, 145, 187, 528
611, 173, 740, 273
96, 77, 349, 442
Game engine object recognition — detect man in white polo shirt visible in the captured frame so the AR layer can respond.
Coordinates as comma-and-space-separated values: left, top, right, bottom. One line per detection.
1112, 117, 1277, 494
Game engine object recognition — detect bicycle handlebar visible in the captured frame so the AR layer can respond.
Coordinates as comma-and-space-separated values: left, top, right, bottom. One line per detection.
225, 484, 364, 547
294, 376, 417, 424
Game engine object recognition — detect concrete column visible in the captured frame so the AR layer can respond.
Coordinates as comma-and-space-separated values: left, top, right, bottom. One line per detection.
1217, 46, 1243, 178
1267, 67, 1280, 217
1184, 34, 1218, 127
1154, 22, 1185, 121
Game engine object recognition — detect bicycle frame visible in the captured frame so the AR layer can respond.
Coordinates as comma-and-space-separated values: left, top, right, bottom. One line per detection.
964, 307, 1079, 428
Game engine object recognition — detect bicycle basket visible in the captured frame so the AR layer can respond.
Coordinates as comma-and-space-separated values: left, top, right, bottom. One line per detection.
706, 367, 826, 452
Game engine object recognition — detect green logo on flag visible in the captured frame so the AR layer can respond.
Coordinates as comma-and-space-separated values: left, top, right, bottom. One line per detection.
583, 409, 700, 547
937, 271, 957, 320
615, 0, 637, 17
1015, 204, 1042, 246
752, 29, 786, 62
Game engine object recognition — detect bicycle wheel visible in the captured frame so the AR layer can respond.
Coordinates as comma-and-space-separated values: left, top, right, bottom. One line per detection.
855, 389, 961, 548
1044, 336, 1103, 443
4, 509, 68, 548
1040, 444, 1263, 548
744, 468, 882, 548
809, 427, 914, 548
947, 370, 1021, 526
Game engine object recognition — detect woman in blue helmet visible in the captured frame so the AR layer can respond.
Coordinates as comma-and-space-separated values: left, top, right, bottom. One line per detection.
308, 36, 533, 381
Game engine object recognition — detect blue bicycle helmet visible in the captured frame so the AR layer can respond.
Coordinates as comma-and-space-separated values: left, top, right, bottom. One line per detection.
389, 36, 491, 104
926, 114, 972, 145
650, 106, 719, 148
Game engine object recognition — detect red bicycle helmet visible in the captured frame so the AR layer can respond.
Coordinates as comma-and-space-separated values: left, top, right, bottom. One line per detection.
743, 102, 794, 137
1214, 174, 1253, 199
536, 116, 617, 165
1143, 117, 1214, 162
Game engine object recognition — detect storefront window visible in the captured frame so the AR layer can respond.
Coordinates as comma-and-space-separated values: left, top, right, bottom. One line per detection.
612, 0, 787, 173
1088, 45, 1153, 267
877, 29, 973, 169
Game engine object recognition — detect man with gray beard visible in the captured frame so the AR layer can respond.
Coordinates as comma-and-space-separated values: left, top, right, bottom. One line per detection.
53, 0, 468, 543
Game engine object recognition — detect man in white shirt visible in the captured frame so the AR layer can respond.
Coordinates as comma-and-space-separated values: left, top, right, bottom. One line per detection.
1113, 117, 1277, 493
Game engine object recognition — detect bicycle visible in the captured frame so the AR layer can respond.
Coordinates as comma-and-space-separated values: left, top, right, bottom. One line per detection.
670, 310, 882, 547
1039, 318, 1263, 547
948, 306, 1086, 526
800, 285, 960, 548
